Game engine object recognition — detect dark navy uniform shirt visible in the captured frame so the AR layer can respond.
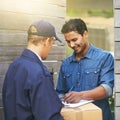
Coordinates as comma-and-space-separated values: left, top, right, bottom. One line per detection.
56, 44, 114, 120
2, 49, 63, 120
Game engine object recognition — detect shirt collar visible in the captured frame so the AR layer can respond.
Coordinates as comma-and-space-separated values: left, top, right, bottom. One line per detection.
33, 52, 42, 62
84, 44, 94, 59
70, 44, 95, 62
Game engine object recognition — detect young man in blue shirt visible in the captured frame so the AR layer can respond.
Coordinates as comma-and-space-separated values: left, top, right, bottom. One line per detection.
2, 20, 64, 120
56, 18, 114, 120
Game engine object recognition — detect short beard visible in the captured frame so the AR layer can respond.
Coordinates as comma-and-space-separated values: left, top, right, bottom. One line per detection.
75, 43, 86, 57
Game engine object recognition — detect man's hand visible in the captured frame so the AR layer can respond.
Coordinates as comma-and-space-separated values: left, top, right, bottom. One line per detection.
63, 86, 107, 103
63, 91, 83, 103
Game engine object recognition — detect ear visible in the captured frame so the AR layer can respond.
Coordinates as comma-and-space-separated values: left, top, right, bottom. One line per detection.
46, 38, 53, 45
83, 31, 88, 38
43, 38, 50, 46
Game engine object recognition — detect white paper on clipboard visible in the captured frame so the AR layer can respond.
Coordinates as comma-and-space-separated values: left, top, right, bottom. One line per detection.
62, 99, 94, 108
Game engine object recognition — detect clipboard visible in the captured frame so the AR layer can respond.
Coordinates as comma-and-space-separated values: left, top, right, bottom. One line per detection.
62, 99, 94, 108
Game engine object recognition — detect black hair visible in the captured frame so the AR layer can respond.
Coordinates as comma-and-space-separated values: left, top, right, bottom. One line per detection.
61, 18, 88, 36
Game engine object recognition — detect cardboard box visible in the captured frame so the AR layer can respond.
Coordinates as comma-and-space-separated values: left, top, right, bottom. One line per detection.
61, 103, 102, 120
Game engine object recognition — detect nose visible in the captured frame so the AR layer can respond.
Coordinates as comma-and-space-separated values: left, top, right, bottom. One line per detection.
70, 41, 75, 48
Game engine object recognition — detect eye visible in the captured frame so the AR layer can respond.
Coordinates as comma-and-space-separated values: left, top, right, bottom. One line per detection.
72, 38, 77, 42
66, 40, 70, 44
66, 38, 77, 43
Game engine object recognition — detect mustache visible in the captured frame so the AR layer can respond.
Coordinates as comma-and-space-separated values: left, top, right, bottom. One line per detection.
72, 44, 81, 50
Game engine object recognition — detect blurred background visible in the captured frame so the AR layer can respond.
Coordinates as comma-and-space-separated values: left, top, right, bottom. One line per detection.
66, 0, 114, 57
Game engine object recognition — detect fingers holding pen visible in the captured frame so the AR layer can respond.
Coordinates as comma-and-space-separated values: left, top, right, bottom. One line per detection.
63, 92, 71, 101
63, 91, 81, 103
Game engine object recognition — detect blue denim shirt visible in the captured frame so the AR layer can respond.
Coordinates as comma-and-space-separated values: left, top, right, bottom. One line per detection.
56, 44, 114, 120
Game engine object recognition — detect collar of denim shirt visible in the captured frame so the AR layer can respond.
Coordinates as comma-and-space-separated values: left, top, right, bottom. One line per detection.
69, 44, 95, 63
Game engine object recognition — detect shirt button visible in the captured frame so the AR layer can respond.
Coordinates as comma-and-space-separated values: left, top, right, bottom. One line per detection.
77, 82, 80, 85
94, 71, 97, 73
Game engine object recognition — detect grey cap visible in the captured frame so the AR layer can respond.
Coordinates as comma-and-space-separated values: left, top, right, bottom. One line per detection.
28, 20, 62, 42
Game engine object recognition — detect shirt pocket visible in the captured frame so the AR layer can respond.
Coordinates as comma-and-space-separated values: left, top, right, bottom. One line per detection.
83, 68, 100, 89
63, 72, 72, 87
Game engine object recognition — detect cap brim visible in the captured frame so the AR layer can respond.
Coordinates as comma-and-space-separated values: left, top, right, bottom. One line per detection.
55, 36, 62, 43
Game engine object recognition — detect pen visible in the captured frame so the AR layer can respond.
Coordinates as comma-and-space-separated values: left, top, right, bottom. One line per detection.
69, 82, 79, 92
69, 85, 75, 92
